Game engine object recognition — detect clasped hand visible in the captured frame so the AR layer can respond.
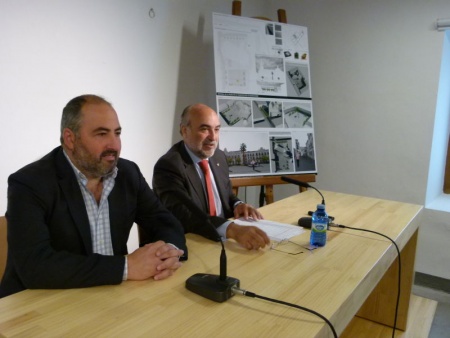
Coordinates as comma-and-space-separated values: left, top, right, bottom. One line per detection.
127, 241, 184, 281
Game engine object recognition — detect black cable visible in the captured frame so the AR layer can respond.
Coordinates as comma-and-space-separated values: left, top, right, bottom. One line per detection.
232, 286, 338, 338
231, 223, 400, 338
337, 224, 401, 338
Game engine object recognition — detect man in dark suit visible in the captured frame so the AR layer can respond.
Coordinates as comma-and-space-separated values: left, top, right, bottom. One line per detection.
152, 103, 270, 250
0, 94, 186, 298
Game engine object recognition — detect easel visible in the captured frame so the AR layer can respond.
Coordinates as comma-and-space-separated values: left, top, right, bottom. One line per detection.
232, 0, 287, 23
229, 0, 316, 205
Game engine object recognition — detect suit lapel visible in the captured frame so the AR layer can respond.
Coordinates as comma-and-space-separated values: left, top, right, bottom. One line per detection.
108, 175, 128, 254
55, 148, 93, 254
179, 143, 209, 212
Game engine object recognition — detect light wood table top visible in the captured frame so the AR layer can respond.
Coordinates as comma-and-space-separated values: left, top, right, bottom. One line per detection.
0, 190, 423, 337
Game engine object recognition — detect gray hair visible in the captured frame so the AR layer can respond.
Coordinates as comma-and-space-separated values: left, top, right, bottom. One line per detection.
179, 104, 194, 134
180, 104, 194, 126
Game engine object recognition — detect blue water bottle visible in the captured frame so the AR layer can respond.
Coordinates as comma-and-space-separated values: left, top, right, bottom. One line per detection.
310, 204, 328, 247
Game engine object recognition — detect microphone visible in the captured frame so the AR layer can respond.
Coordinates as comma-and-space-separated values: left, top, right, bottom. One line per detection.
172, 190, 240, 302
298, 217, 343, 229
280, 176, 325, 205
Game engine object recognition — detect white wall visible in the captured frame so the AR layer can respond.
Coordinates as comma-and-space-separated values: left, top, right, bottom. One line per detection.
270, 0, 450, 280
0, 0, 267, 252
1, 0, 450, 279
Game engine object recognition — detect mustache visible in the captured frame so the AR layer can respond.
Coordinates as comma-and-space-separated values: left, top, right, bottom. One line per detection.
101, 150, 118, 158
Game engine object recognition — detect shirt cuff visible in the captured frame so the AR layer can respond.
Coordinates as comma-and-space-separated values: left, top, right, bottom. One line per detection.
123, 256, 128, 281
167, 243, 179, 250
233, 201, 244, 208
167, 243, 185, 260
216, 220, 232, 239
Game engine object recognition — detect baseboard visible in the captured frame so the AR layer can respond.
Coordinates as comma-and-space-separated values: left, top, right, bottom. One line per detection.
415, 272, 450, 294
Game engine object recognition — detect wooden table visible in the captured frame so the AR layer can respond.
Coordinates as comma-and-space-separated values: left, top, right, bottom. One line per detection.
0, 191, 422, 337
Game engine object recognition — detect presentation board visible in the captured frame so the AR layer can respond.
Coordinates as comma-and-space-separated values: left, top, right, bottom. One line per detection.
213, 13, 317, 178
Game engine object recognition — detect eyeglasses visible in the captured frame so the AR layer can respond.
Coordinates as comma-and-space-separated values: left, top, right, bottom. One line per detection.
270, 240, 315, 255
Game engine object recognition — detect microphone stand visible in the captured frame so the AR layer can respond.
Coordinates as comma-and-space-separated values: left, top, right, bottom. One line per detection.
173, 190, 240, 302
185, 237, 240, 303
280, 176, 325, 205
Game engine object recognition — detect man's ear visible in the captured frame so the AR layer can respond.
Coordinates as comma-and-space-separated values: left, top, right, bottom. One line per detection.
62, 128, 76, 150
180, 124, 187, 137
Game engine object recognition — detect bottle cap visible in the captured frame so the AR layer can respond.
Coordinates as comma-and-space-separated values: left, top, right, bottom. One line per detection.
317, 204, 325, 210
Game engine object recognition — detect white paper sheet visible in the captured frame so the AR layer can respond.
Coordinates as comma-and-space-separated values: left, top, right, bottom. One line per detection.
234, 218, 305, 242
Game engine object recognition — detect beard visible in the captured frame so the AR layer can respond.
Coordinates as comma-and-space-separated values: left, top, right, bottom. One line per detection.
193, 141, 217, 159
72, 139, 119, 178
198, 148, 216, 159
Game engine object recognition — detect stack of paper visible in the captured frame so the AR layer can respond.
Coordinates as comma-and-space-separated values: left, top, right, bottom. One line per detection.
234, 218, 305, 242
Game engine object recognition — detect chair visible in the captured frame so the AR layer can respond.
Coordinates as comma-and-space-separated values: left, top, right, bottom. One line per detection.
0, 216, 7, 280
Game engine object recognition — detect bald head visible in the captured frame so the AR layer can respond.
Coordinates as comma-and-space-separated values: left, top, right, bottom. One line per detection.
180, 103, 220, 159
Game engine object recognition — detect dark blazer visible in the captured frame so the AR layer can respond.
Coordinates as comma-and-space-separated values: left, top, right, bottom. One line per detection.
152, 141, 240, 241
0, 146, 187, 298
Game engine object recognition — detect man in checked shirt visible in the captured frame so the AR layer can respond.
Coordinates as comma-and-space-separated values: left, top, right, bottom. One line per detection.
0, 94, 187, 298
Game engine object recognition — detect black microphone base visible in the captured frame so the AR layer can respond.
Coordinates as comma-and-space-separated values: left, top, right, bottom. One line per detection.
185, 273, 240, 303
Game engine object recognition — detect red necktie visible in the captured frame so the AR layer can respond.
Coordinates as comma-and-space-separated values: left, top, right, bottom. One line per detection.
198, 160, 217, 216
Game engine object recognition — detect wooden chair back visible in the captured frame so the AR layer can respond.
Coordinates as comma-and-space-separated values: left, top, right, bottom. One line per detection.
0, 216, 7, 280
